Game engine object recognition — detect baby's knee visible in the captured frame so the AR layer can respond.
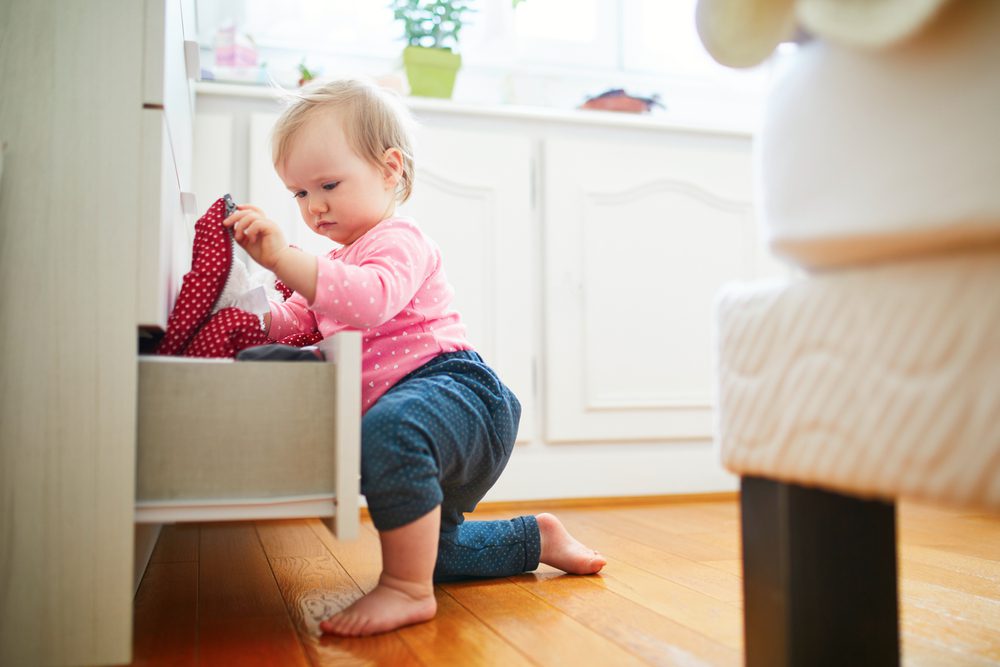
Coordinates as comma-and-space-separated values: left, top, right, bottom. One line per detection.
361, 412, 437, 487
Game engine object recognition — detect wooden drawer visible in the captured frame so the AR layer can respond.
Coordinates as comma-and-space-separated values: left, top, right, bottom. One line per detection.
137, 108, 182, 329
143, 0, 195, 189
135, 332, 361, 538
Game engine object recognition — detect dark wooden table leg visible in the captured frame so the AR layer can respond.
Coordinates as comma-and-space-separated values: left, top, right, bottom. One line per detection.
741, 476, 899, 667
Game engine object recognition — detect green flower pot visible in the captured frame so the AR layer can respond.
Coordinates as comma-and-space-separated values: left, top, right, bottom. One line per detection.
403, 46, 462, 99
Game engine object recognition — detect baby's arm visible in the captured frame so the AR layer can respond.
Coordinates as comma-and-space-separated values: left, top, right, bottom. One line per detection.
268, 291, 319, 340
223, 204, 318, 302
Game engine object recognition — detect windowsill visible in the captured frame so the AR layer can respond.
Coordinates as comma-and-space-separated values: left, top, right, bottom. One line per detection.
195, 80, 757, 137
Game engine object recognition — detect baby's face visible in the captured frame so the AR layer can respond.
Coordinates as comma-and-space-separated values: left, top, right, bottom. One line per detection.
278, 113, 396, 246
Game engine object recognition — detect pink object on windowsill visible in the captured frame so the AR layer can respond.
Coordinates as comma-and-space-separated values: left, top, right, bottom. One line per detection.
579, 89, 664, 114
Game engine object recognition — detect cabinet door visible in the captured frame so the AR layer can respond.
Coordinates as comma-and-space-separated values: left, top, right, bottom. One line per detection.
544, 134, 766, 442
400, 127, 536, 442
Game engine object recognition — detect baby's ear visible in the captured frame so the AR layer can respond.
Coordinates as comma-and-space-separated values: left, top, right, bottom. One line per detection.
381, 147, 404, 185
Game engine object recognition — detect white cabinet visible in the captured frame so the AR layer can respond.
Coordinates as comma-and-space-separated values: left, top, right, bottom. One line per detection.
399, 127, 536, 442
543, 133, 771, 442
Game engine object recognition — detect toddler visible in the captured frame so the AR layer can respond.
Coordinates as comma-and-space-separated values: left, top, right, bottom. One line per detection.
223, 79, 605, 637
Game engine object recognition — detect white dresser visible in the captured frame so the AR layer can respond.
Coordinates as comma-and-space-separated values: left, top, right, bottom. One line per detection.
0, 1, 196, 664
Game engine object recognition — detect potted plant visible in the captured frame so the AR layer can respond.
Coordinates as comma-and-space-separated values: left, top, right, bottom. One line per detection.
391, 0, 474, 98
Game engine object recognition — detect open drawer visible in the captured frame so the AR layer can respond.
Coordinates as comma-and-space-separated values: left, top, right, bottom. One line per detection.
135, 332, 361, 539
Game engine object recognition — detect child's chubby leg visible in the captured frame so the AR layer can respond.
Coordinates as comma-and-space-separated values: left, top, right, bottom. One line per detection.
537, 512, 606, 575
320, 506, 440, 637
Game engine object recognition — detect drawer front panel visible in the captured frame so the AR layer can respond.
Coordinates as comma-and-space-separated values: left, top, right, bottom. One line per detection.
143, 0, 194, 189
137, 358, 339, 501
138, 109, 182, 328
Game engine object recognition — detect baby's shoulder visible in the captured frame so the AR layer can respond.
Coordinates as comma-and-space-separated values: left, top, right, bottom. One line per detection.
362, 217, 431, 249
373, 216, 423, 238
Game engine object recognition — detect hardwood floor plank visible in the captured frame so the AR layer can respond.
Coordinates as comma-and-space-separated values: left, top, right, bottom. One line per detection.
702, 560, 741, 578
471, 507, 744, 649
512, 570, 741, 667
149, 523, 198, 563
899, 580, 1000, 660
897, 508, 1000, 560
131, 562, 197, 667
442, 577, 648, 666
562, 513, 743, 604
607, 503, 740, 537
901, 631, 1000, 667
900, 544, 1000, 586
258, 519, 332, 558
397, 591, 535, 667
554, 551, 741, 651
199, 615, 311, 667
199, 523, 288, 618
581, 509, 741, 563
900, 558, 1000, 602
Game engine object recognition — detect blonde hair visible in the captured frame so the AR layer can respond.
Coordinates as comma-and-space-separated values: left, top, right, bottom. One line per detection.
271, 78, 416, 203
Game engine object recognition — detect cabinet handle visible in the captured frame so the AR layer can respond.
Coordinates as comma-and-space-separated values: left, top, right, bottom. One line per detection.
180, 192, 197, 216
184, 40, 201, 81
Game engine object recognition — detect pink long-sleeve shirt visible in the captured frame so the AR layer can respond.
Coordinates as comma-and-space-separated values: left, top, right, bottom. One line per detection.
268, 217, 472, 412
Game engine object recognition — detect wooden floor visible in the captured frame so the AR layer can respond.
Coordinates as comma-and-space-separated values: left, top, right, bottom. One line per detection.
130, 499, 1000, 666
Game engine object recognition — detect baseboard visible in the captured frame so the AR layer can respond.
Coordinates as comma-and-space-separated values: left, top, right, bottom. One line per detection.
356, 492, 738, 519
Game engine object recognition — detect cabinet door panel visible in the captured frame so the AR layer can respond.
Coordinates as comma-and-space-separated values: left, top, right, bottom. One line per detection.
400, 127, 535, 442
544, 134, 760, 442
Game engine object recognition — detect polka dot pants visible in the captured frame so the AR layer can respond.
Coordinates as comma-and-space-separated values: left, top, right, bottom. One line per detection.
361, 351, 540, 582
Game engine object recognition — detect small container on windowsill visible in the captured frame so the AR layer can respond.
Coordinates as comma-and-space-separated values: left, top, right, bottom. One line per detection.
579, 89, 664, 114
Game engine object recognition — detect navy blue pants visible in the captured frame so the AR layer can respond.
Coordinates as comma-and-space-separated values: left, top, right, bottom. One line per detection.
361, 351, 540, 582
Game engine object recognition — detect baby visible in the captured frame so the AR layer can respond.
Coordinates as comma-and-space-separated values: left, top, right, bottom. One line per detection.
223, 79, 605, 637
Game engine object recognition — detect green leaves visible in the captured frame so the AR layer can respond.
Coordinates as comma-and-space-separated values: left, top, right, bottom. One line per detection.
390, 0, 476, 50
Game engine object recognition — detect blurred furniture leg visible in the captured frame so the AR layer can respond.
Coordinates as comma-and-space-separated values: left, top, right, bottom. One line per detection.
741, 476, 899, 667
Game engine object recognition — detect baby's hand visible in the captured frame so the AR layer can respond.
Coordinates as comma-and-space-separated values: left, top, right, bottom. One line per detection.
223, 204, 288, 270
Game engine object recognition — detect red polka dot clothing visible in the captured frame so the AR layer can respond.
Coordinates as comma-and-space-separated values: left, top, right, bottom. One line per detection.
155, 195, 321, 358
267, 217, 472, 411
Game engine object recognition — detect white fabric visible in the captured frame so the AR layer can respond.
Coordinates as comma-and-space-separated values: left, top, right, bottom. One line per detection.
694, 0, 951, 68
715, 250, 1000, 509
695, 0, 797, 68
212, 254, 281, 317
758, 0, 1000, 268
797, 0, 951, 49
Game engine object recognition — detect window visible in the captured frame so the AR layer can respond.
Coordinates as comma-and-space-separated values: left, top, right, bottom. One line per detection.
196, 0, 771, 111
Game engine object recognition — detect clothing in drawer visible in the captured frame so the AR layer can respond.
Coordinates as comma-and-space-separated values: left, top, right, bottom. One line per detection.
135, 332, 361, 537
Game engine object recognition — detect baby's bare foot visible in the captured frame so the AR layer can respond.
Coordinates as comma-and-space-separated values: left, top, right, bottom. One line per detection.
537, 512, 607, 574
319, 574, 436, 637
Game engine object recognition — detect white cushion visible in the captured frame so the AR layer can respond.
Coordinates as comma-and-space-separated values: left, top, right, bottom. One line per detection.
715, 249, 1000, 509
758, 0, 1000, 268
